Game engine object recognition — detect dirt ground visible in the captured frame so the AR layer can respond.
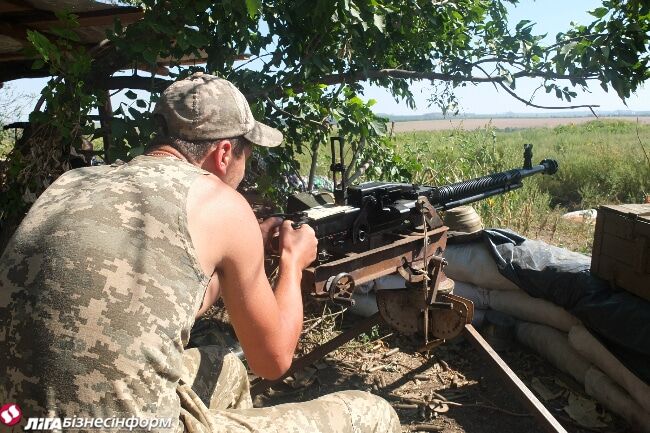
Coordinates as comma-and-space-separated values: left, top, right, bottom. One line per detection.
240, 307, 632, 433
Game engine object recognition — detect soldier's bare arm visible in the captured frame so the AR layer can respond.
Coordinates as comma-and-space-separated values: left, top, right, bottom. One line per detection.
187, 175, 316, 379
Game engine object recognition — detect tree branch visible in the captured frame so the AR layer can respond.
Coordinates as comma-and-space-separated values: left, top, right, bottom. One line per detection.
106, 75, 172, 92
248, 67, 597, 101
265, 97, 329, 130
495, 79, 599, 111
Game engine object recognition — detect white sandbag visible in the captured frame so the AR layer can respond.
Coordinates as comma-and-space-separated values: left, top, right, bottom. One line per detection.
490, 290, 581, 332
373, 274, 407, 291
350, 292, 379, 317
452, 280, 490, 310
515, 322, 591, 384
443, 242, 520, 291
585, 367, 650, 433
569, 325, 650, 413
471, 308, 487, 328
351, 275, 405, 316
356, 280, 376, 294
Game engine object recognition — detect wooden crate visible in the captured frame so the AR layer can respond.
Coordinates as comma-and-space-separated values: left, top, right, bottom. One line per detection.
591, 204, 650, 301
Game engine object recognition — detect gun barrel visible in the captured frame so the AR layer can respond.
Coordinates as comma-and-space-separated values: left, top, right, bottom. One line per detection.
430, 159, 557, 210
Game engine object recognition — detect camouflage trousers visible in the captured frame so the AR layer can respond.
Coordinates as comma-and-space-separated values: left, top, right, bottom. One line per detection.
179, 323, 400, 433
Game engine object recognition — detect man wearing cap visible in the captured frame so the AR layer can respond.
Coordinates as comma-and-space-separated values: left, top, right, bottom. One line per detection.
0, 73, 400, 433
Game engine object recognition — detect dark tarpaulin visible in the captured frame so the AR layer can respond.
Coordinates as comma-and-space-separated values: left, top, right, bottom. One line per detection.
475, 229, 650, 383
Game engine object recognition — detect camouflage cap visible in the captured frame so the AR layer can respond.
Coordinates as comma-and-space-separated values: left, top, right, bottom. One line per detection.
154, 72, 282, 147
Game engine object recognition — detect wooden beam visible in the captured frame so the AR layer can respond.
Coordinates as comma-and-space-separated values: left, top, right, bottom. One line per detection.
464, 325, 568, 433
0, 3, 32, 14
33, 11, 143, 29
0, 0, 32, 13
0, 22, 30, 45
106, 75, 172, 93
10, 8, 143, 29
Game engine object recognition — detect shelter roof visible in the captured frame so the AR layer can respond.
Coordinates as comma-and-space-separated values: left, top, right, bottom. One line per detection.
0, 0, 142, 82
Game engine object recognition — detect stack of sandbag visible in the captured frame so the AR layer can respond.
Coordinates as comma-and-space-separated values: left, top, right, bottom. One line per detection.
443, 241, 650, 432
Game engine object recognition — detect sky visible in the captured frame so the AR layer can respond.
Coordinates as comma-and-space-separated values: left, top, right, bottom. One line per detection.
1, 0, 647, 122
365, 0, 650, 116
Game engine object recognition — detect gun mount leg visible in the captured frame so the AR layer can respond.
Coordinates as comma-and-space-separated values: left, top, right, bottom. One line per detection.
250, 313, 384, 396
463, 324, 567, 433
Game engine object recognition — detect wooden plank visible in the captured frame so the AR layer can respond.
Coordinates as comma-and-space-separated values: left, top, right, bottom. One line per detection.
0, 0, 32, 13
596, 259, 650, 301
0, 22, 29, 45
600, 205, 650, 238
0, 3, 32, 14
600, 232, 647, 269
21, 10, 142, 29
591, 205, 607, 273
464, 324, 568, 433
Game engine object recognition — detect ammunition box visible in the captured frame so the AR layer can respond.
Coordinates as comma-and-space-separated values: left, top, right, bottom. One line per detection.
591, 204, 650, 301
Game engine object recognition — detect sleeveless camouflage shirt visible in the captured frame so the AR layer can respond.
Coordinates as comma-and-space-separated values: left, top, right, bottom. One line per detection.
0, 155, 211, 431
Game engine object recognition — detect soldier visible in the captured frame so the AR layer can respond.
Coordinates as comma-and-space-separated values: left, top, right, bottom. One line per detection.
0, 73, 400, 433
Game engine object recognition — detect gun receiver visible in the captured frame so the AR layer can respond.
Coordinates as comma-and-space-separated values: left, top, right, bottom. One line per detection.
285, 144, 557, 263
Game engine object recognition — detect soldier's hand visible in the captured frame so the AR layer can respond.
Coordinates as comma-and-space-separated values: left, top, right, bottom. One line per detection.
259, 216, 283, 251
278, 220, 317, 270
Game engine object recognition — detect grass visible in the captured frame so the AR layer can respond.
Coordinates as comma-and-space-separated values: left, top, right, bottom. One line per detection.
393, 119, 650, 254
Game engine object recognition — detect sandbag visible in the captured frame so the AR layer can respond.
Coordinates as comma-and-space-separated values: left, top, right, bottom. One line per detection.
374, 274, 407, 291
585, 367, 650, 433
515, 322, 591, 384
569, 325, 650, 413
350, 291, 379, 317
482, 229, 650, 362
490, 290, 581, 332
443, 242, 520, 291
472, 308, 487, 328
453, 281, 490, 310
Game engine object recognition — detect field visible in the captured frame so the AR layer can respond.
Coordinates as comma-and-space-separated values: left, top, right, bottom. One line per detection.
391, 118, 650, 254
391, 116, 650, 132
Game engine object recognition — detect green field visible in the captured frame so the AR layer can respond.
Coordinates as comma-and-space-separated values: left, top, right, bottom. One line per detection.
393, 119, 650, 253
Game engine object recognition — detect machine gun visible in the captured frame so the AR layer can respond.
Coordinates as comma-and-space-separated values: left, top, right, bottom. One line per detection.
253, 139, 564, 432
277, 138, 556, 304
284, 139, 557, 264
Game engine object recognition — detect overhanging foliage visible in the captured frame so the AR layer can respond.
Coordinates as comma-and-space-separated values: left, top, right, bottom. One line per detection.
1, 0, 648, 248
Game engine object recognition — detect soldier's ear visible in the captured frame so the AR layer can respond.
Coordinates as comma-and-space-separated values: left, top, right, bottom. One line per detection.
203, 139, 232, 176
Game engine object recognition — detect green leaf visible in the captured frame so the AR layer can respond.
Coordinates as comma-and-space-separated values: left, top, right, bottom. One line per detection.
125, 90, 138, 100
245, 0, 262, 18
142, 49, 158, 64
110, 118, 127, 139
560, 41, 577, 56
31, 58, 45, 70
601, 46, 610, 60
136, 99, 147, 108
128, 107, 140, 119
515, 20, 532, 32
49, 26, 80, 42
26, 30, 55, 62
588, 7, 609, 18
